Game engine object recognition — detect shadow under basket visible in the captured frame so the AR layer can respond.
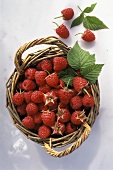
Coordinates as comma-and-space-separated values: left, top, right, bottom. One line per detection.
6, 36, 100, 158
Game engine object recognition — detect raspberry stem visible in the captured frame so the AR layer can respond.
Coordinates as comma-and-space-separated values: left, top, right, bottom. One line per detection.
53, 21, 59, 27
54, 15, 63, 19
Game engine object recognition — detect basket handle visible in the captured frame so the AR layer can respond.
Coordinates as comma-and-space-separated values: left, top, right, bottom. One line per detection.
14, 36, 69, 74
44, 123, 91, 158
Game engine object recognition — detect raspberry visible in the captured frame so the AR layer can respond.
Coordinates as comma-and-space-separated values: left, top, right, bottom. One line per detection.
22, 116, 35, 129
31, 90, 44, 103
58, 88, 73, 105
65, 122, 76, 135
17, 81, 24, 90
55, 24, 70, 39
26, 103, 38, 115
41, 110, 56, 127
35, 71, 47, 86
43, 91, 57, 106
71, 111, 86, 125
52, 121, 65, 135
73, 76, 88, 93
57, 107, 71, 123
39, 83, 51, 93
17, 102, 27, 115
40, 59, 52, 72
82, 94, 94, 107
25, 68, 36, 80
38, 103, 48, 111
33, 112, 42, 124
82, 29, 95, 42
46, 73, 59, 87
38, 125, 51, 139
55, 79, 65, 89
12, 92, 24, 105
24, 91, 32, 103
53, 57, 68, 71
49, 100, 58, 111
70, 96, 83, 110
36, 62, 42, 71
61, 8, 74, 20
22, 79, 36, 91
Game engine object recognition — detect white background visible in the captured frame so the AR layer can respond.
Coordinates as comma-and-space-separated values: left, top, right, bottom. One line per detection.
1, 0, 113, 170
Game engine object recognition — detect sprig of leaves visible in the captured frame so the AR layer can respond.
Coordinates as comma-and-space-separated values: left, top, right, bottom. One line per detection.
71, 3, 108, 30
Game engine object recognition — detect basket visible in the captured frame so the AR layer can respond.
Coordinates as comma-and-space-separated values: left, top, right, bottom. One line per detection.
6, 36, 100, 158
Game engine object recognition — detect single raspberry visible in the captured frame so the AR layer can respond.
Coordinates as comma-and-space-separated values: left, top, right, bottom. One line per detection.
17, 81, 24, 90
22, 79, 36, 91
41, 110, 56, 127
31, 90, 44, 103
46, 72, 59, 87
43, 91, 57, 106
38, 103, 48, 111
52, 121, 65, 135
33, 112, 42, 124
40, 59, 52, 72
39, 83, 51, 93
65, 122, 77, 135
82, 94, 94, 107
53, 57, 68, 71
73, 76, 88, 93
50, 89, 59, 97
35, 71, 47, 86
26, 102, 38, 115
70, 96, 83, 110
24, 91, 32, 103
57, 107, 71, 123
12, 92, 24, 105
55, 79, 65, 89
71, 110, 86, 125
36, 62, 42, 71
25, 68, 36, 80
22, 116, 35, 129
17, 102, 27, 115
38, 125, 51, 139
49, 100, 58, 111
82, 29, 95, 42
58, 88, 73, 105
55, 8, 74, 21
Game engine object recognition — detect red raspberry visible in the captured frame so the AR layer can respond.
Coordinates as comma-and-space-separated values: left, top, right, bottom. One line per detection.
52, 121, 65, 135
73, 76, 88, 93
65, 122, 77, 135
35, 71, 47, 86
58, 88, 73, 105
82, 29, 95, 42
17, 81, 24, 90
31, 90, 44, 103
25, 68, 36, 80
24, 91, 32, 103
55, 79, 65, 89
49, 100, 58, 111
22, 79, 36, 91
33, 112, 42, 124
17, 102, 27, 115
12, 92, 24, 105
40, 59, 52, 72
82, 94, 94, 107
36, 62, 42, 71
26, 102, 38, 115
55, 24, 70, 39
46, 73, 59, 87
43, 91, 57, 106
38, 103, 48, 111
38, 125, 51, 139
41, 110, 56, 127
70, 96, 83, 110
71, 111, 86, 125
22, 116, 35, 129
57, 107, 71, 123
61, 8, 74, 20
53, 57, 68, 71
39, 83, 51, 93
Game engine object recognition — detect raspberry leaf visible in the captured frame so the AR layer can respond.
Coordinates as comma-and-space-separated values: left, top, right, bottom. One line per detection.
58, 68, 77, 86
71, 12, 84, 28
81, 64, 104, 84
67, 41, 95, 70
83, 16, 109, 30
83, 3, 97, 13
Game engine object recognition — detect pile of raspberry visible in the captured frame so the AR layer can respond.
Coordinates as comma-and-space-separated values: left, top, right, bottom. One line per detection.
12, 56, 94, 139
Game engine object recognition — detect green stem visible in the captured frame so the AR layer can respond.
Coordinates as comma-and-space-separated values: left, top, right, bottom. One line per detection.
77, 6, 86, 17
52, 21, 59, 27
54, 15, 63, 19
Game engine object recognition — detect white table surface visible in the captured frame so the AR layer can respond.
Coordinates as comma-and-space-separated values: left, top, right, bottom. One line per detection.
1, 0, 113, 170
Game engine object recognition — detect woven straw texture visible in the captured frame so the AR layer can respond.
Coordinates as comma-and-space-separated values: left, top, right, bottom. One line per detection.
6, 36, 100, 157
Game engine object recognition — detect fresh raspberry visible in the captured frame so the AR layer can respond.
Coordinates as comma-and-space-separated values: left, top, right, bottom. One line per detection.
82, 94, 94, 107
17, 102, 27, 115
24, 91, 32, 103
33, 112, 42, 124
35, 71, 47, 86
71, 88, 78, 97
57, 107, 71, 123
38, 103, 48, 111
58, 88, 73, 105
17, 81, 24, 90
43, 91, 57, 106
55, 23, 69, 39
25, 68, 36, 80
39, 83, 51, 93
41, 110, 56, 127
31, 90, 44, 103
71, 111, 86, 125
12, 92, 24, 105
22, 79, 36, 91
52, 121, 65, 135
50, 89, 59, 97
36, 62, 42, 71
40, 59, 52, 72
73, 76, 88, 93
55, 79, 65, 89
61, 8, 74, 20
46, 73, 59, 87
49, 100, 58, 111
65, 122, 77, 135
70, 96, 83, 110
38, 125, 51, 139
22, 116, 35, 129
53, 57, 68, 71
26, 102, 38, 115
82, 29, 95, 42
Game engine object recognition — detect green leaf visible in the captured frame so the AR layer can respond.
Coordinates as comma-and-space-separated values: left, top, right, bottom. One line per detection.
67, 41, 95, 70
83, 16, 109, 30
81, 64, 104, 84
83, 3, 97, 13
71, 12, 84, 28
58, 68, 77, 86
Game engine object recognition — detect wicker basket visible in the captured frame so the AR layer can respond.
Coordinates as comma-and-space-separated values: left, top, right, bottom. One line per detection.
6, 36, 100, 158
